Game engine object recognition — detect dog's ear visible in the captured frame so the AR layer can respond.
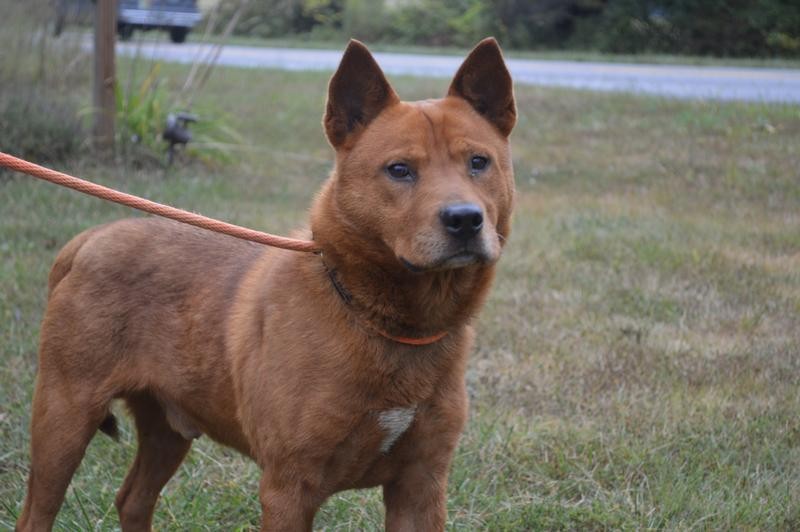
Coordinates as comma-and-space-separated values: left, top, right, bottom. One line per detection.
324, 40, 399, 148
448, 38, 516, 136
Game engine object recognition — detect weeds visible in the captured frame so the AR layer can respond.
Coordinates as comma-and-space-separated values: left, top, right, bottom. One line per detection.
115, 63, 245, 168
116, 35, 245, 168
117, 64, 168, 152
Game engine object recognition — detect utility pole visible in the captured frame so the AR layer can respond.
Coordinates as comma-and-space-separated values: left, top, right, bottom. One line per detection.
93, 0, 117, 153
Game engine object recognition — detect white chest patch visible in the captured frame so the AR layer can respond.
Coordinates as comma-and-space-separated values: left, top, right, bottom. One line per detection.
377, 406, 417, 453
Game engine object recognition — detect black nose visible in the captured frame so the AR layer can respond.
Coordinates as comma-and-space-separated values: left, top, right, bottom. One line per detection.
440, 203, 484, 240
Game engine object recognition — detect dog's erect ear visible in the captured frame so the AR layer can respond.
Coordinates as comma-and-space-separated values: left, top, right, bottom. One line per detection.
324, 40, 399, 148
448, 38, 516, 136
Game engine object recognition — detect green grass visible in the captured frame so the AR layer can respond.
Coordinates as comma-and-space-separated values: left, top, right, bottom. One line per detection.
2, 58, 800, 530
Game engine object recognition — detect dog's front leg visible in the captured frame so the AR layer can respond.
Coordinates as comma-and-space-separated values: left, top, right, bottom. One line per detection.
382, 460, 450, 532
258, 473, 320, 532
381, 397, 467, 532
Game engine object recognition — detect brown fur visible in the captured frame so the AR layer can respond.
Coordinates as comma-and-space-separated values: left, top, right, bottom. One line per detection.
17, 38, 516, 532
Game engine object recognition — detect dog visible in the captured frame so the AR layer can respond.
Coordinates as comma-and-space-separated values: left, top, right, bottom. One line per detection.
16, 38, 515, 531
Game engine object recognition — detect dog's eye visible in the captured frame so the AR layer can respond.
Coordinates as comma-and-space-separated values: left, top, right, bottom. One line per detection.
470, 156, 489, 173
386, 163, 413, 181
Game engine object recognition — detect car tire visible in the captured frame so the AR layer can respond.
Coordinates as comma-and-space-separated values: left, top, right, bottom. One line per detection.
169, 27, 188, 44
54, 15, 65, 37
118, 24, 134, 41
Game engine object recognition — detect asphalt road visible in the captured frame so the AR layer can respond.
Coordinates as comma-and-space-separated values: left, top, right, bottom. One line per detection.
115, 40, 800, 103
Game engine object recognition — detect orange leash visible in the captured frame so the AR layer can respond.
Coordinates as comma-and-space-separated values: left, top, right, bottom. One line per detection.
0, 151, 319, 253
3, 151, 448, 345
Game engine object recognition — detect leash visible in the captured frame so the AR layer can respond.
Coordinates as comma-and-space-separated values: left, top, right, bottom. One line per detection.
2, 151, 447, 346
0, 151, 319, 253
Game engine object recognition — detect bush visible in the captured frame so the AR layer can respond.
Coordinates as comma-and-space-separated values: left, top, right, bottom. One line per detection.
383, 0, 491, 47
212, 0, 800, 58
216, 0, 343, 39
341, 0, 387, 43
115, 60, 245, 168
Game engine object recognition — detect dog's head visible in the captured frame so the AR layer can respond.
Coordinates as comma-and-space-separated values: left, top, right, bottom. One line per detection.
314, 38, 515, 273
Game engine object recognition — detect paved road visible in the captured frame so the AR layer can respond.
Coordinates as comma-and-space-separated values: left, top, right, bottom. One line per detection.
114, 40, 800, 103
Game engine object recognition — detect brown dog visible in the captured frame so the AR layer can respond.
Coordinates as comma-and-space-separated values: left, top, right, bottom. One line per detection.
17, 38, 515, 531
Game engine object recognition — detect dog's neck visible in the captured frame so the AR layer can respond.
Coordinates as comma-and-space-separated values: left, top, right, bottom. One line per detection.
319, 246, 494, 340
311, 186, 495, 340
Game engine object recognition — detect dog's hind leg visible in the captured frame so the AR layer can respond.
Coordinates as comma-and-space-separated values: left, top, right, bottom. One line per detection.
16, 379, 111, 532
115, 393, 192, 532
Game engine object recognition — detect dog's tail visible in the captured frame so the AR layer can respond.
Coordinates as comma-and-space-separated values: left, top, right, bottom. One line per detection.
99, 413, 120, 441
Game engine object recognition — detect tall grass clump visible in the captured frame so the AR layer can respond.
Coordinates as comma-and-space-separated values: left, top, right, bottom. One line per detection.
116, 59, 246, 168
0, 0, 91, 167
0, 89, 86, 166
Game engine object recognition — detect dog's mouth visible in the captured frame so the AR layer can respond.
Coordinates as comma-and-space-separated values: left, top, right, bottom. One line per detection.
400, 250, 491, 273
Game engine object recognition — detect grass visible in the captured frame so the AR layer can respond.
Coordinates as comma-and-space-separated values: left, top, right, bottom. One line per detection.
2, 57, 800, 530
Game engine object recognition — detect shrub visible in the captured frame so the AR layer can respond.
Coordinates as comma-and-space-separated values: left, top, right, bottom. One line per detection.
116, 61, 245, 168
117, 64, 170, 153
341, 0, 387, 43
212, 0, 800, 57
384, 0, 491, 47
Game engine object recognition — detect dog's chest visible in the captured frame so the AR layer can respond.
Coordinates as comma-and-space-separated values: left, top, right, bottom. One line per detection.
321, 404, 420, 490
376, 406, 416, 453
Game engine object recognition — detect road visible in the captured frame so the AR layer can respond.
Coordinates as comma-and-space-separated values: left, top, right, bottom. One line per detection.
114, 40, 800, 103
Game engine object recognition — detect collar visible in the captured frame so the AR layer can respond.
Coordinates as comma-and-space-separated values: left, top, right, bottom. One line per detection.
321, 256, 449, 346
374, 328, 449, 346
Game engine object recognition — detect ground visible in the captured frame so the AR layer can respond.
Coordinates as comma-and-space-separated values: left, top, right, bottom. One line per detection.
1, 63, 799, 529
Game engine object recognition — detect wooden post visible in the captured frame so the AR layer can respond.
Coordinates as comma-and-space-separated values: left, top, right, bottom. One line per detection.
94, 0, 117, 152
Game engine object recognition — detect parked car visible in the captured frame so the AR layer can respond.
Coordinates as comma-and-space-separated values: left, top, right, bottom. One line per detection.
54, 0, 202, 44
118, 0, 202, 43
54, 0, 94, 36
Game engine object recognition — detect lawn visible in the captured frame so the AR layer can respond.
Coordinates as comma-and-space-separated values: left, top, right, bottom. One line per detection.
1, 59, 799, 529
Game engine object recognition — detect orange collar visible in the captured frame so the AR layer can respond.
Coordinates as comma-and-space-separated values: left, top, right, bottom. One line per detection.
374, 328, 449, 346
322, 258, 448, 346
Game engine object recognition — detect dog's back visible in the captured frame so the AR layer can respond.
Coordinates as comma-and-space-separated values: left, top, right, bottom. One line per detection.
40, 218, 262, 444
